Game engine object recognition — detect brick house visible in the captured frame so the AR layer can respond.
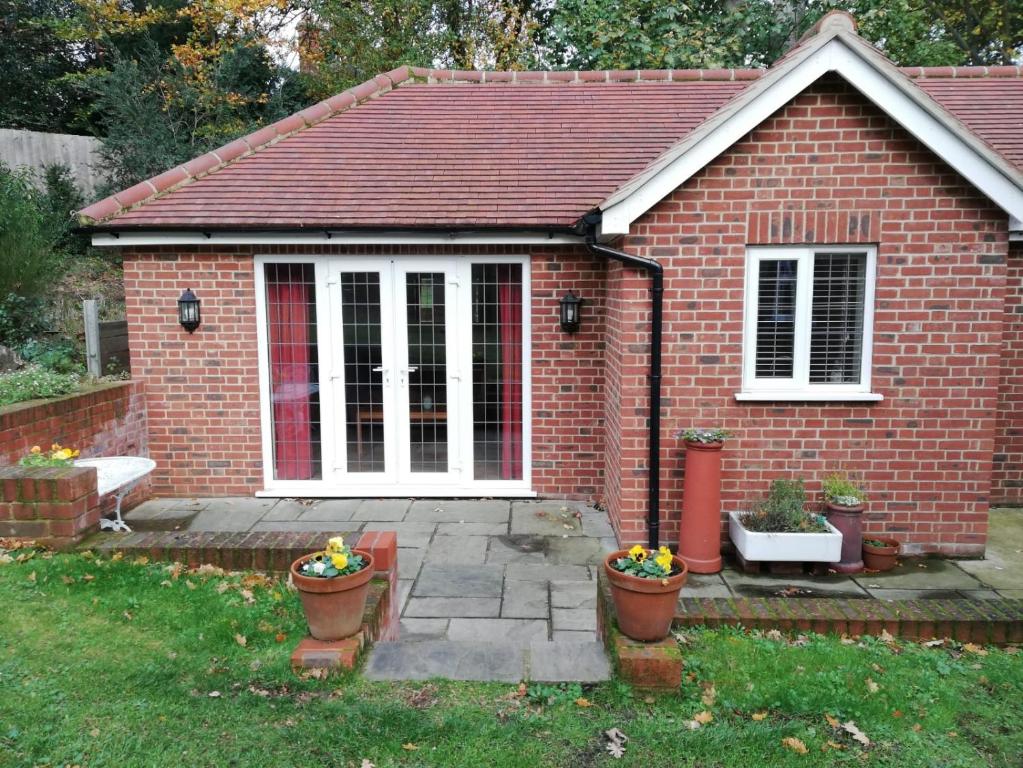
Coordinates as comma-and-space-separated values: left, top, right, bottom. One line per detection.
80, 13, 1023, 556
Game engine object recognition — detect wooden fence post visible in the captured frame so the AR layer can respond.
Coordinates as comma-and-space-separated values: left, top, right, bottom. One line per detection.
83, 299, 101, 377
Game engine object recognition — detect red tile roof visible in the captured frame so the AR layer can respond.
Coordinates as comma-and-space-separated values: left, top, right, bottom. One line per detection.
79, 64, 1023, 231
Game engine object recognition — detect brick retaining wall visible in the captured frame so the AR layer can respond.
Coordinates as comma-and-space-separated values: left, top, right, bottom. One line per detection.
0, 465, 100, 547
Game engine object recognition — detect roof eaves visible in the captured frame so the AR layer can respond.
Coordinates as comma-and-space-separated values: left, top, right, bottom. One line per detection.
78, 65, 414, 226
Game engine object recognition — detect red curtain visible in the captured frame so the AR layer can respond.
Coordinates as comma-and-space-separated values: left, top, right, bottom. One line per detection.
498, 269, 523, 480
267, 270, 313, 480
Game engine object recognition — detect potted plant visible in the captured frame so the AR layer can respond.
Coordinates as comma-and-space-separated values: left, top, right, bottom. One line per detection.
821, 473, 867, 573
863, 537, 900, 571
290, 536, 375, 641
729, 479, 842, 564
677, 428, 731, 574
605, 545, 688, 642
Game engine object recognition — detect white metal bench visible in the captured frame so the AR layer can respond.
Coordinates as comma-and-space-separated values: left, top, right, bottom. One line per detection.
73, 456, 156, 533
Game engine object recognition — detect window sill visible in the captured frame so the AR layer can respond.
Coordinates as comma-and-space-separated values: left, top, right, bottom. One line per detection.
734, 391, 884, 403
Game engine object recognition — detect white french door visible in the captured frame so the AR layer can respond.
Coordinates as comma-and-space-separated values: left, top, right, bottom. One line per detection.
256, 254, 532, 497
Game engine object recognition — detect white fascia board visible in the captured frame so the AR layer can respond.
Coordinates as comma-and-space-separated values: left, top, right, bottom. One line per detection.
600, 35, 1023, 236
91, 230, 585, 248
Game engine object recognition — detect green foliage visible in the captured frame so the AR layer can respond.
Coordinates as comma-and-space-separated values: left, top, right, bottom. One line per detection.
0, 164, 67, 301
741, 478, 830, 533
525, 682, 583, 706
680, 427, 731, 444
821, 472, 866, 504
0, 294, 50, 348
0, 365, 81, 406
17, 337, 83, 375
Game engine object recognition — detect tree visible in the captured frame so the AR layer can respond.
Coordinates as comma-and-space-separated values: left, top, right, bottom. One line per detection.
0, 164, 67, 300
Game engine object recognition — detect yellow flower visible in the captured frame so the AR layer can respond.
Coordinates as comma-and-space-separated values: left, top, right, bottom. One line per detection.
659, 545, 672, 557
72, 450, 80, 457
55, 449, 72, 460
655, 553, 673, 572
30, 446, 41, 454
330, 553, 348, 570
327, 536, 345, 554
628, 545, 647, 562
51, 444, 60, 452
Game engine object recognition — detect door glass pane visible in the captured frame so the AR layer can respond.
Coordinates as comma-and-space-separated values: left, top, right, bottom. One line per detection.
755, 259, 797, 378
406, 273, 448, 473
471, 264, 523, 480
340, 272, 385, 472
265, 263, 321, 480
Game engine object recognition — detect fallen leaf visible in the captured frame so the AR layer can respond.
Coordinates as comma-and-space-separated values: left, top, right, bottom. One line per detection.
26, 571, 36, 583
752, 712, 768, 721
924, 639, 945, 647
825, 714, 840, 729
239, 588, 255, 604
111, 552, 124, 561
61, 575, 75, 585
82, 573, 94, 581
604, 728, 628, 758
401, 743, 419, 751
782, 737, 808, 754
575, 697, 594, 708
133, 555, 149, 565
700, 682, 717, 707
694, 711, 713, 725
360, 761, 375, 768
123, 611, 133, 621
275, 632, 286, 643
185, 580, 196, 590
684, 720, 702, 730
841, 721, 871, 747
208, 691, 222, 698
765, 629, 784, 641
865, 677, 879, 694
962, 643, 988, 656
235, 634, 247, 647
880, 629, 895, 644
912, 723, 922, 732
606, 742, 626, 758
89, 728, 100, 737
825, 740, 846, 751
160, 580, 173, 587
892, 710, 903, 718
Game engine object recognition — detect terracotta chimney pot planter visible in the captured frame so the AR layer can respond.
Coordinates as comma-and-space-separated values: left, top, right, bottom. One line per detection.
678, 440, 724, 574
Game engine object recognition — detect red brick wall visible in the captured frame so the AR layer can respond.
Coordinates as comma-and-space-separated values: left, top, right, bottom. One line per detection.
612, 77, 1008, 555
0, 465, 101, 547
993, 242, 1023, 505
123, 244, 607, 499
0, 382, 147, 467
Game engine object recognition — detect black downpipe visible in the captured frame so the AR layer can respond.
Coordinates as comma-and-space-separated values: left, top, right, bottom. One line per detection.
585, 227, 664, 550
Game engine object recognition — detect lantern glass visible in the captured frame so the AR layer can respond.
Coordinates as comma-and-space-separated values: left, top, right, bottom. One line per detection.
559, 290, 582, 333
178, 289, 201, 333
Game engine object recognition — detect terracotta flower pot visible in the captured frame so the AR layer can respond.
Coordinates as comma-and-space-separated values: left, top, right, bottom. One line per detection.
604, 550, 689, 642
862, 538, 900, 572
824, 501, 865, 573
291, 549, 375, 641
678, 440, 724, 574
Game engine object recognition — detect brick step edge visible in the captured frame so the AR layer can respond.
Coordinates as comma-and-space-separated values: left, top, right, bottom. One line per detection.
676, 596, 1023, 646
78, 529, 363, 572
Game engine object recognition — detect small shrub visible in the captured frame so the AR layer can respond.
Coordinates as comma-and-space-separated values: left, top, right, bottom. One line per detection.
0, 366, 81, 407
18, 337, 84, 375
822, 473, 867, 505
740, 479, 829, 533
0, 294, 50, 348
678, 427, 731, 444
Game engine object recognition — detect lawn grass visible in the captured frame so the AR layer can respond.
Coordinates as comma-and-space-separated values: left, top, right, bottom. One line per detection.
1, 546, 1021, 767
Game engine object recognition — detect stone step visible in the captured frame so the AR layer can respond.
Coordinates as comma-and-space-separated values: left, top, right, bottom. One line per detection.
364, 639, 610, 682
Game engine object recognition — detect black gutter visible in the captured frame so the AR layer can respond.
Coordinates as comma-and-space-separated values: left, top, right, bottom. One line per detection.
584, 216, 664, 550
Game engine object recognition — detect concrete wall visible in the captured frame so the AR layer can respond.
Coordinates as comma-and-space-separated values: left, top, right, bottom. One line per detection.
0, 128, 106, 197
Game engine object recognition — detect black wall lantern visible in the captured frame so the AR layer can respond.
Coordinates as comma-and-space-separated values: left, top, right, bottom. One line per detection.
559, 290, 582, 333
178, 288, 201, 333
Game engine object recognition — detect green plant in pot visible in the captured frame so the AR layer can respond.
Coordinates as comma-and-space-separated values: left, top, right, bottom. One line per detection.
604, 544, 688, 642
821, 473, 867, 573
290, 536, 374, 641
863, 537, 901, 571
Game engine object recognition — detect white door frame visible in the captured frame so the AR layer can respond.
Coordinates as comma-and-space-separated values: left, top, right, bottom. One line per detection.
253, 253, 534, 497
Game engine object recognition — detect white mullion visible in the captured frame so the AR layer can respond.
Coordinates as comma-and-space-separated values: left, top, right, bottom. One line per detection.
792, 250, 812, 390
313, 260, 337, 483
456, 259, 476, 483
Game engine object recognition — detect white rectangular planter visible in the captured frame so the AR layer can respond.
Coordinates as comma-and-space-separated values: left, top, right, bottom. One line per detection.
728, 510, 843, 563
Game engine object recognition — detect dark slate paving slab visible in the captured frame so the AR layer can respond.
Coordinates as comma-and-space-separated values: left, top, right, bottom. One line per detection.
413, 564, 505, 597
364, 640, 526, 682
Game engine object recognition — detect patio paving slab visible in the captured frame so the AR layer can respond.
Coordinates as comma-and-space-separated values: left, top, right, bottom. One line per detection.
545, 537, 607, 565
486, 535, 547, 565
365, 640, 526, 682
998, 589, 1023, 599
260, 500, 310, 522
403, 597, 501, 618
722, 568, 870, 598
510, 502, 587, 537
406, 500, 511, 523
956, 508, 1023, 590
504, 563, 591, 582
552, 607, 597, 632
413, 564, 505, 597
436, 521, 508, 536
251, 521, 358, 533
553, 630, 598, 643
865, 588, 970, 601
353, 499, 411, 521
298, 499, 361, 521
529, 641, 610, 683
501, 580, 550, 619
399, 619, 449, 641
423, 535, 489, 565
851, 557, 982, 590
679, 573, 732, 599
187, 508, 268, 532
397, 548, 425, 580
362, 522, 436, 548
447, 618, 549, 644
550, 580, 596, 610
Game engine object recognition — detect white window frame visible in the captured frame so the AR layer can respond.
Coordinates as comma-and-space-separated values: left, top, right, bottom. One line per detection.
737, 245, 882, 402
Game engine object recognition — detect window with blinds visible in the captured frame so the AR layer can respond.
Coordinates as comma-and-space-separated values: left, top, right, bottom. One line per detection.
743, 246, 875, 398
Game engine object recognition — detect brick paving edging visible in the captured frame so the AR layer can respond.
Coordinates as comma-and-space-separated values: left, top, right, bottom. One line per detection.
675, 597, 1023, 645
80, 529, 361, 572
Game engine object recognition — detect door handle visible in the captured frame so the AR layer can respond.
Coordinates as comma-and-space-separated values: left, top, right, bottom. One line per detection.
372, 366, 390, 385
398, 366, 418, 386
